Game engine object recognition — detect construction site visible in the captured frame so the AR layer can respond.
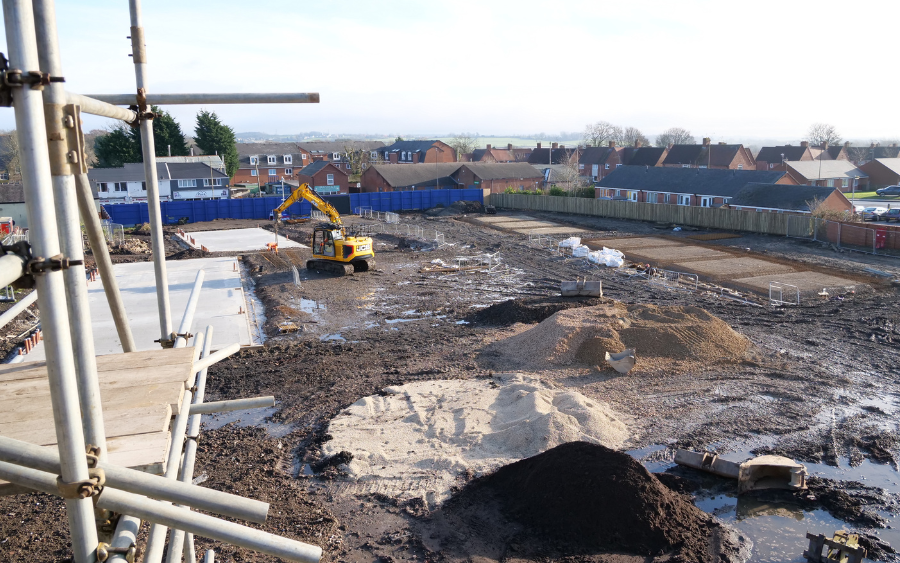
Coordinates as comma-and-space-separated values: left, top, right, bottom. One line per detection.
2, 2, 900, 563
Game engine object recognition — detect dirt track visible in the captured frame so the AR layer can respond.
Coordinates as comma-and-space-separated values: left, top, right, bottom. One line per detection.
2, 209, 900, 562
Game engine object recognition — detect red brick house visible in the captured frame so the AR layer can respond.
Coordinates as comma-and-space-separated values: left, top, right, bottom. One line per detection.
579, 142, 622, 181
859, 158, 900, 188
452, 163, 544, 193
620, 143, 668, 167
235, 143, 305, 185
296, 161, 349, 195
377, 140, 456, 164
360, 163, 462, 192
527, 142, 577, 165
662, 138, 755, 170
784, 160, 867, 192
727, 184, 852, 214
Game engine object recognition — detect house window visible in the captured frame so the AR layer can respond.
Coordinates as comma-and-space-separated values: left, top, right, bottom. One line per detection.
346, 164, 350, 170
630, 191, 638, 202
827, 179, 835, 187
249, 156, 259, 165
114, 182, 126, 192
332, 152, 340, 160
700, 196, 711, 207
285, 168, 292, 175
682, 164, 690, 168
251, 170, 258, 177
284, 155, 292, 164
578, 164, 584, 170
301, 153, 307, 160
326, 174, 334, 186
203, 178, 224, 187
737, 164, 743, 170
385, 152, 390, 160
0, 172, 8, 181
98, 183, 108, 192
267, 155, 276, 165
370, 151, 378, 159
141, 182, 146, 191
678, 195, 690, 206
646, 192, 657, 203
177, 179, 196, 188
604, 164, 610, 170
616, 163, 622, 168
268, 169, 277, 176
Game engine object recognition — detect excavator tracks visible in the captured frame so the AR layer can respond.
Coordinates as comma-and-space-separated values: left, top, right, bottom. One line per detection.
307, 259, 355, 276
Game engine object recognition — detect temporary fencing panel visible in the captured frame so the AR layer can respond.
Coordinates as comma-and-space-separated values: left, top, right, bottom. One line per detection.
102, 189, 484, 226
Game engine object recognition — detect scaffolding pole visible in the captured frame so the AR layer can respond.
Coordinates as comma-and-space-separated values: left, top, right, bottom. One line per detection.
86, 92, 320, 106
2, 1, 99, 561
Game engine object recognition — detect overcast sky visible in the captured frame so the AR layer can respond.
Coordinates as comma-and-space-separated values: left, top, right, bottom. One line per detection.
1, 0, 898, 142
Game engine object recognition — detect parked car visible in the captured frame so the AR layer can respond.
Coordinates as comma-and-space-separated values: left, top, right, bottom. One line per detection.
875, 185, 900, 196
861, 206, 888, 221
879, 208, 900, 222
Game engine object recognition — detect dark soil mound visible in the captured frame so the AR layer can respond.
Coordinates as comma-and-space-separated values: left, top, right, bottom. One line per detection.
446, 442, 719, 561
466, 296, 602, 326
424, 200, 483, 217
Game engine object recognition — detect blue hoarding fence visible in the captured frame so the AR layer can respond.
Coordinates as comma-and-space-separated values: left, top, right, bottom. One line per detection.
102, 189, 484, 227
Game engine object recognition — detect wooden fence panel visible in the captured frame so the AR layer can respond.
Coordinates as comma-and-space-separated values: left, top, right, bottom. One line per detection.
491, 194, 813, 236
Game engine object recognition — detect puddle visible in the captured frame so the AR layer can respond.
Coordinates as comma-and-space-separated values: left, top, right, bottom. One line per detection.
202, 406, 294, 438
320, 333, 346, 342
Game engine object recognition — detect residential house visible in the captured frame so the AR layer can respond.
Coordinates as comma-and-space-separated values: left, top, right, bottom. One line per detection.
846, 143, 900, 165
235, 143, 303, 185
88, 162, 230, 204
156, 155, 226, 172
784, 160, 867, 191
297, 140, 386, 170
470, 144, 532, 163
452, 163, 544, 193
727, 184, 852, 214
0, 183, 91, 227
360, 163, 463, 192
579, 142, 622, 181
595, 167, 794, 206
295, 161, 350, 195
662, 138, 755, 170
859, 158, 900, 188
376, 140, 456, 164
755, 144, 815, 170
620, 144, 668, 167
526, 142, 577, 165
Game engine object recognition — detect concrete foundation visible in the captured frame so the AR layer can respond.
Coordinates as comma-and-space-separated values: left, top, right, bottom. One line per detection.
182, 228, 306, 252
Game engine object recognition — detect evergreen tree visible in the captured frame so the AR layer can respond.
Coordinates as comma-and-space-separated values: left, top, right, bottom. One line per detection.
93, 125, 139, 168
134, 106, 189, 157
194, 110, 238, 177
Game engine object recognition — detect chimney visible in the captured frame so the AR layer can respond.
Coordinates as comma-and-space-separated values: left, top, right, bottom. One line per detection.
486, 144, 492, 150
560, 144, 565, 149
844, 141, 850, 148
635, 140, 642, 148
718, 141, 726, 145
892, 143, 898, 148
820, 141, 828, 150
871, 142, 877, 148
507, 143, 513, 150
702, 137, 711, 146
608, 140, 616, 148
800, 141, 809, 148
537, 142, 542, 149
552, 142, 559, 149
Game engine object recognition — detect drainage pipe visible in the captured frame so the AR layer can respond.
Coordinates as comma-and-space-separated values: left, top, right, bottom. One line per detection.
2, 1, 98, 560
0, 286, 36, 329
188, 396, 275, 415
0, 461, 322, 563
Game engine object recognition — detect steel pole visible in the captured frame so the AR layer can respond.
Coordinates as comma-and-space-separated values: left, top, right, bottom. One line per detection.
188, 396, 275, 415
128, 0, 172, 342
0, 253, 27, 287
86, 92, 320, 106
74, 172, 136, 352
173, 270, 204, 348
0, 288, 36, 329
2, 1, 98, 560
65, 92, 137, 122
33, 0, 108, 460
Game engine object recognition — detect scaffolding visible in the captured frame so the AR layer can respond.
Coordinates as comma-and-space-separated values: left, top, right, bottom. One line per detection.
0, 1, 323, 562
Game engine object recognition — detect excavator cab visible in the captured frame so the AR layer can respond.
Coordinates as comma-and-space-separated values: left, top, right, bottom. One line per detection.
308, 223, 374, 275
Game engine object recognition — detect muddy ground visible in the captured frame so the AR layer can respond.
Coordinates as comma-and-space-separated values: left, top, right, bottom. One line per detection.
2, 210, 900, 562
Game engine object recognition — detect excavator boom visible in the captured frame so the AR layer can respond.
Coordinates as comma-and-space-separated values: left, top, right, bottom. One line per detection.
271, 183, 342, 225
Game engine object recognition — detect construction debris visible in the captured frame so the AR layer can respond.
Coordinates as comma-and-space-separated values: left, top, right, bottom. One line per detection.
674, 449, 808, 494
605, 348, 636, 373
804, 531, 866, 563
560, 277, 602, 297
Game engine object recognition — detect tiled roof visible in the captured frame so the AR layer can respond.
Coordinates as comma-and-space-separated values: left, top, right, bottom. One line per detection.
297, 160, 347, 177
368, 163, 462, 188
786, 160, 867, 180
458, 163, 544, 180
756, 146, 810, 164
729, 183, 847, 211
597, 166, 787, 197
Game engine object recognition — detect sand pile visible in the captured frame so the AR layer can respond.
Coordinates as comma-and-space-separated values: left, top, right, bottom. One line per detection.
437, 442, 730, 561
320, 373, 628, 503
482, 303, 749, 372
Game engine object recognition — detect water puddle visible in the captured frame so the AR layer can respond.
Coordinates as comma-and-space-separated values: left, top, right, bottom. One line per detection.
320, 333, 346, 342
202, 406, 294, 437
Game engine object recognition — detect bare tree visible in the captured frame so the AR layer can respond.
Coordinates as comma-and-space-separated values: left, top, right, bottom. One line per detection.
82, 128, 105, 168
583, 121, 618, 147
0, 130, 20, 180
556, 151, 587, 193
622, 126, 650, 147
847, 145, 871, 164
655, 127, 695, 147
447, 134, 476, 161
806, 123, 842, 146
343, 144, 383, 176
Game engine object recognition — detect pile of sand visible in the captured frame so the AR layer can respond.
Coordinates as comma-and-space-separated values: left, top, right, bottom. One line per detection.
320, 373, 628, 503
482, 303, 749, 372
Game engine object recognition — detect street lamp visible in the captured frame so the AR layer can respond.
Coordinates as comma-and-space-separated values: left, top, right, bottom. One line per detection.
852, 175, 858, 212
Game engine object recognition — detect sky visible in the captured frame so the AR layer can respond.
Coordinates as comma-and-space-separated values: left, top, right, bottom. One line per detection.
1, 0, 898, 142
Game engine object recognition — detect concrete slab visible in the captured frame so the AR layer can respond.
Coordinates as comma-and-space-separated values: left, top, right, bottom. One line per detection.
673, 257, 795, 280
490, 221, 559, 229
23, 256, 255, 362
516, 227, 589, 235
473, 215, 535, 223
733, 271, 859, 292
625, 246, 730, 263
183, 228, 306, 252
585, 237, 682, 249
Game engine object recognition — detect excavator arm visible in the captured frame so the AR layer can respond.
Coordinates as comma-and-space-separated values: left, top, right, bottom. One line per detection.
271, 183, 343, 225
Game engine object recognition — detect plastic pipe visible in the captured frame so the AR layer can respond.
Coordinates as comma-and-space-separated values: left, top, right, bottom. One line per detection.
173, 270, 204, 348
86, 92, 319, 106
2, 1, 99, 560
188, 396, 275, 415
0, 287, 36, 329
0, 461, 321, 563
0, 434, 269, 523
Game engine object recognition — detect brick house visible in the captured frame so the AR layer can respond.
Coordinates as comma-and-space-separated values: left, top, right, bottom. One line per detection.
452, 163, 544, 193
595, 167, 794, 206
755, 144, 815, 170
579, 142, 622, 181
526, 142, 577, 165
620, 144, 668, 167
662, 138, 755, 170
296, 161, 349, 195
727, 184, 852, 214
376, 140, 456, 164
784, 160, 868, 191
235, 143, 304, 185
858, 158, 900, 188
846, 143, 900, 165
297, 140, 385, 171
360, 163, 463, 192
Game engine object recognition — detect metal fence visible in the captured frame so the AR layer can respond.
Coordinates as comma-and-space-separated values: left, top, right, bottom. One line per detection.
648, 269, 699, 292
100, 221, 125, 246
769, 282, 800, 306
786, 215, 900, 257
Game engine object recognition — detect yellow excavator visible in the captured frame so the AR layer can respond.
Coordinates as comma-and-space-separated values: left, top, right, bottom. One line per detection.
271, 183, 375, 275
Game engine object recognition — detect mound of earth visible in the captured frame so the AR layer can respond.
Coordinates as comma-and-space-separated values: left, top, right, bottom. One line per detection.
466, 296, 603, 326
319, 373, 628, 503
481, 303, 749, 372
424, 200, 483, 217
433, 442, 743, 561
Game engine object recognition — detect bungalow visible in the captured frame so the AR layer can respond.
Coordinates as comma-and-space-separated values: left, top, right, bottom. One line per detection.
471, 144, 515, 163
662, 138, 755, 170
526, 142, 578, 165
296, 161, 350, 195
784, 160, 867, 191
579, 142, 622, 181
452, 163, 544, 193
595, 167, 793, 206
727, 184, 852, 214
87, 162, 230, 204
859, 158, 900, 189
376, 140, 456, 164
360, 163, 462, 192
